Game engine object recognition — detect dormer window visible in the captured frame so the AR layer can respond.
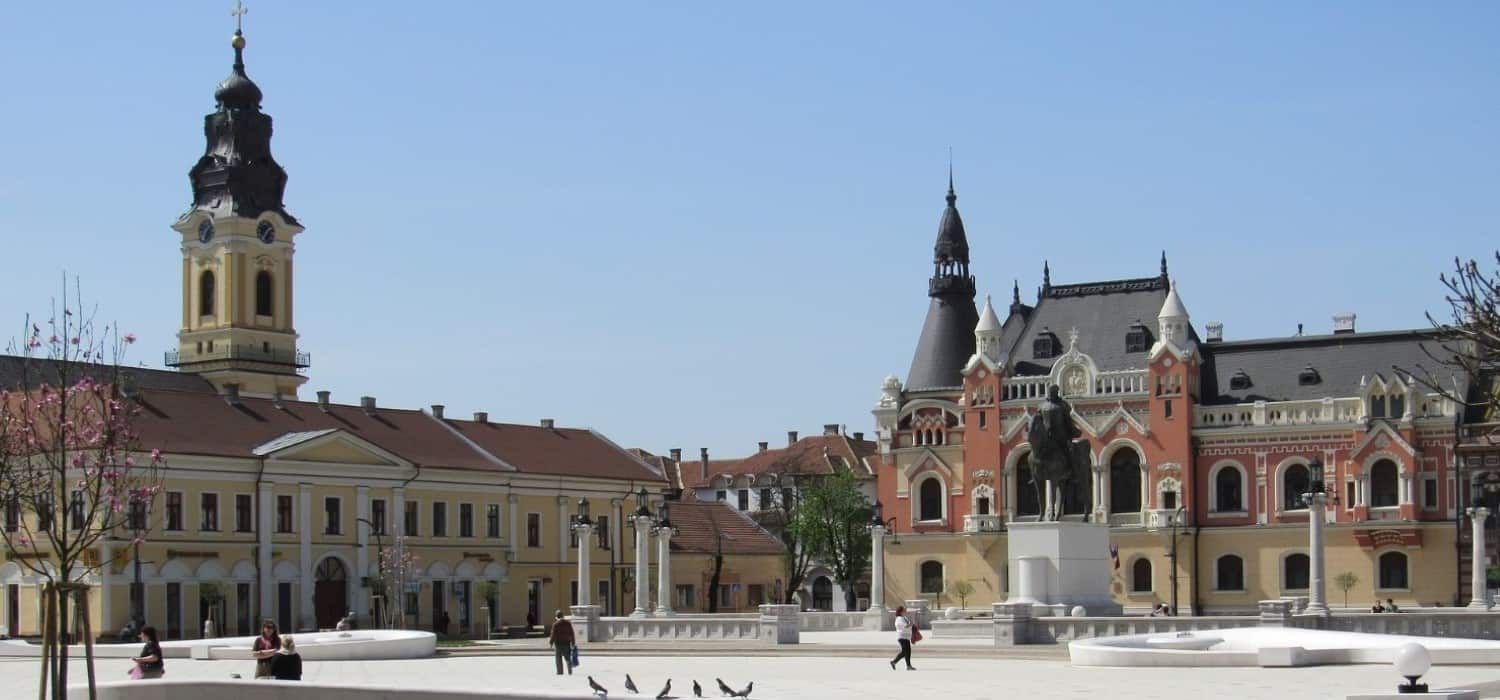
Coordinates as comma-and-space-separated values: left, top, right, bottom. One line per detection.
1229, 369, 1252, 391
1125, 321, 1151, 353
1033, 329, 1059, 359
1297, 365, 1320, 386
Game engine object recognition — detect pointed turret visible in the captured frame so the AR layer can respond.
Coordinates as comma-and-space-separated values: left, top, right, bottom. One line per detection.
1156, 279, 1193, 350
975, 295, 1003, 363
906, 175, 979, 390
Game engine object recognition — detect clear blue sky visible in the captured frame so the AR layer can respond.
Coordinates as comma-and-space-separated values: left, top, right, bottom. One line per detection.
1, 2, 1495, 458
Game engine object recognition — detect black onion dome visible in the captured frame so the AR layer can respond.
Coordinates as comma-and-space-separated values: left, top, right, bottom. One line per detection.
214, 31, 263, 110
933, 180, 969, 264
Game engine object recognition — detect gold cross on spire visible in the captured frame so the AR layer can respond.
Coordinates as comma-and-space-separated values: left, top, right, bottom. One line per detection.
231, 0, 248, 32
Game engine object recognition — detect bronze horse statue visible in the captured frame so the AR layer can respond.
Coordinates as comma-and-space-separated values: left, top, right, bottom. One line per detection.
1026, 385, 1093, 521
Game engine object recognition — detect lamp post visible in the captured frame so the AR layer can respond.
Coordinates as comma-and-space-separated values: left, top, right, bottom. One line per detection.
651, 498, 679, 616
627, 488, 654, 617
1301, 459, 1331, 616
1160, 505, 1185, 616
128, 501, 147, 631
570, 499, 595, 607
356, 517, 386, 627
867, 502, 899, 616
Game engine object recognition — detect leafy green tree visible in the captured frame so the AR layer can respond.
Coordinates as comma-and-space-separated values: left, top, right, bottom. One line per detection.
790, 469, 872, 611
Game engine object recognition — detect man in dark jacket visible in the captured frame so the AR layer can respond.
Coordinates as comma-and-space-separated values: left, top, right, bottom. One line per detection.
548, 610, 576, 676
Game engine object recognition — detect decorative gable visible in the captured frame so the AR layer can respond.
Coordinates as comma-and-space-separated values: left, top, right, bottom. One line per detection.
253, 429, 410, 467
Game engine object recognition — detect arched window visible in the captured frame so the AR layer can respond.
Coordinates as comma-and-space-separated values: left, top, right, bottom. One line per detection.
974, 489, 991, 516
1131, 558, 1152, 593
1015, 455, 1040, 518
1378, 552, 1409, 590
918, 478, 944, 522
255, 271, 273, 317
1110, 448, 1142, 514
1215, 466, 1244, 512
199, 270, 215, 317
1283, 553, 1309, 591
1370, 459, 1399, 508
920, 561, 944, 594
1216, 555, 1244, 591
1282, 463, 1310, 511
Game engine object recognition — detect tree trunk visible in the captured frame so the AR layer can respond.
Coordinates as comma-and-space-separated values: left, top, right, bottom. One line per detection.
80, 588, 96, 700
56, 585, 69, 700
708, 553, 724, 614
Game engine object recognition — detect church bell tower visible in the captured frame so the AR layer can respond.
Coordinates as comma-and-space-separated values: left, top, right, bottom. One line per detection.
167, 15, 308, 398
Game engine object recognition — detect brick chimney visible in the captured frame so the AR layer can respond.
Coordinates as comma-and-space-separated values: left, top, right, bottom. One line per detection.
758, 441, 769, 452
1333, 312, 1356, 335
853, 432, 864, 442
787, 430, 798, 446
1205, 322, 1224, 343
223, 383, 242, 406
316, 390, 331, 412
430, 404, 445, 420
360, 396, 377, 415
540, 418, 555, 429
669, 448, 682, 463
699, 447, 709, 481
823, 424, 839, 436
473, 411, 489, 424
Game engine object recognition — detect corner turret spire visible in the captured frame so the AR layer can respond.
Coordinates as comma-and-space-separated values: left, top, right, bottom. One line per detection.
905, 171, 979, 390
1160, 250, 1169, 279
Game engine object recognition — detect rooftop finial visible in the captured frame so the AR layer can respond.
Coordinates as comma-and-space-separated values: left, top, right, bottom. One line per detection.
945, 148, 956, 206
230, 0, 249, 67
1012, 279, 1021, 306
1043, 260, 1052, 288
1160, 250, 1168, 278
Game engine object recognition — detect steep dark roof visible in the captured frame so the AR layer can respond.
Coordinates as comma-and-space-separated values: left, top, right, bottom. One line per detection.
906, 296, 979, 390
1200, 330, 1443, 405
1004, 274, 1171, 375
0, 355, 215, 394
933, 178, 970, 265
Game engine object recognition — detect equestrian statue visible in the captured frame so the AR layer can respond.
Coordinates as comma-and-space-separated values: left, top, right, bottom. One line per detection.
1026, 385, 1093, 521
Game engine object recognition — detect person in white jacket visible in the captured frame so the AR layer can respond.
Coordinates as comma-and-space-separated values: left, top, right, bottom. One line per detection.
890, 605, 914, 670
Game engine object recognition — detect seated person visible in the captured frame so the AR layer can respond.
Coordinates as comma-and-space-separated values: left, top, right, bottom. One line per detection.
270, 636, 303, 681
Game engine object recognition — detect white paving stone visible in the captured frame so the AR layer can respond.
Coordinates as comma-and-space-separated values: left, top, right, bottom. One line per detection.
13, 651, 1500, 699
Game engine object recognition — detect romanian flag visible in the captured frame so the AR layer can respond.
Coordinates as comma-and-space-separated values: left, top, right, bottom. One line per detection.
1109, 544, 1120, 570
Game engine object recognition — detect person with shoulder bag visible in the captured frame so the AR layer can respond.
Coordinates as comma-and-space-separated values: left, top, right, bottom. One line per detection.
889, 606, 915, 670
548, 610, 576, 676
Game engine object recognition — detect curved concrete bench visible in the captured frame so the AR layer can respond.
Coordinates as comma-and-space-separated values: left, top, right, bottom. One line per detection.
67, 679, 590, 700
4, 630, 435, 661
1070, 626, 1500, 667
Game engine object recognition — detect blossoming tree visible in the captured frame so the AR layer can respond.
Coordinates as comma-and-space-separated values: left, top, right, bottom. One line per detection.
0, 284, 163, 700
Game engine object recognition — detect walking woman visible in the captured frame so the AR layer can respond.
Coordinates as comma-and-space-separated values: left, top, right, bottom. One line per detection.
129, 625, 164, 680
251, 620, 282, 679
890, 605, 914, 670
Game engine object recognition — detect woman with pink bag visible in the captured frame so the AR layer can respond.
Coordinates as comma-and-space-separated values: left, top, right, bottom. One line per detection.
129, 626, 164, 680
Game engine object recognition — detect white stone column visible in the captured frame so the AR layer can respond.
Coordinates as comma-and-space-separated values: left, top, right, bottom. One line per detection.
632, 514, 652, 617
1003, 470, 1015, 523
1303, 491, 1330, 615
1400, 475, 1413, 505
655, 528, 673, 616
299, 483, 313, 630
867, 524, 885, 612
575, 522, 593, 607
356, 485, 370, 624
507, 494, 519, 556
1360, 477, 1370, 508
99, 539, 112, 634
1469, 507, 1491, 609
258, 481, 274, 622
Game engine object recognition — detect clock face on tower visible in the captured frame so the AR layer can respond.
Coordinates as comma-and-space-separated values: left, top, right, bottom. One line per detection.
257, 221, 276, 244
197, 219, 215, 244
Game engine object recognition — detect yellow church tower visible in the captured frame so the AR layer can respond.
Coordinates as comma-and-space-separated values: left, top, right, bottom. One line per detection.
167, 21, 308, 399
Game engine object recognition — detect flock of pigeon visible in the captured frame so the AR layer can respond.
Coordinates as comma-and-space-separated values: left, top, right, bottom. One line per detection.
587, 673, 753, 699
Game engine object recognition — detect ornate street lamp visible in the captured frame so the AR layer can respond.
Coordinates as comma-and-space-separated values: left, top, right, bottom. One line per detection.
1307, 459, 1326, 495
1159, 506, 1186, 616
632, 487, 653, 519
572, 498, 594, 529
651, 499, 676, 536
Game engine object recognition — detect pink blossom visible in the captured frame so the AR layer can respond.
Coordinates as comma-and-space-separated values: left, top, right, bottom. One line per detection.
149, 448, 161, 460
70, 337, 80, 345
123, 333, 136, 344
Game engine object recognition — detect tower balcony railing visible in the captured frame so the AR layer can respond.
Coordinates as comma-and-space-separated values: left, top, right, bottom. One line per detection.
1001, 368, 1148, 402
165, 345, 311, 372
1195, 397, 1362, 429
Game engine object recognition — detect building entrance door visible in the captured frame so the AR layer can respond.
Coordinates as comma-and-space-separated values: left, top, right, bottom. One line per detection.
526, 580, 542, 628
313, 558, 348, 630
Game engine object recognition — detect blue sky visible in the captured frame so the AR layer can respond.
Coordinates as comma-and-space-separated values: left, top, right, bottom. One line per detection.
1, 2, 1495, 458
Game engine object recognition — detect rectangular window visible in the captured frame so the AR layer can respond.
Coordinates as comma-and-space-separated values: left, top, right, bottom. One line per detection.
235, 494, 253, 533
717, 584, 732, 608
1370, 395, 1387, 419
432, 502, 447, 537
372, 499, 387, 535
166, 492, 183, 531
737, 490, 749, 511
127, 501, 146, 532
324, 497, 341, 535
1422, 477, 1439, 510
70, 491, 85, 531
715, 490, 727, 503
404, 501, 419, 536
5, 498, 20, 532
675, 584, 696, 609
1164, 400, 1174, 418
748, 584, 765, 607
978, 411, 988, 429
1345, 481, 1356, 511
486, 504, 500, 538
781, 488, 794, 508
1162, 491, 1178, 511
526, 513, 541, 548
200, 493, 219, 531
759, 488, 773, 510
570, 580, 579, 607
276, 495, 293, 533
597, 516, 609, 550
459, 503, 474, 538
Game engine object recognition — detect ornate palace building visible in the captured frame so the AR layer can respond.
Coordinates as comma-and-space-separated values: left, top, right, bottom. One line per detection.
873, 180, 1467, 614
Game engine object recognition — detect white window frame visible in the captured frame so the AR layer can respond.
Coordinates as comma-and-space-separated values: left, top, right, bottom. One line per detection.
1128, 556, 1153, 594
165, 490, 186, 532
431, 500, 448, 538
234, 492, 254, 534
1421, 475, 1439, 512
1207, 461, 1248, 517
458, 502, 475, 538
323, 495, 343, 536
526, 512, 542, 548
1274, 458, 1313, 514
199, 490, 222, 533
404, 500, 420, 538
913, 474, 948, 524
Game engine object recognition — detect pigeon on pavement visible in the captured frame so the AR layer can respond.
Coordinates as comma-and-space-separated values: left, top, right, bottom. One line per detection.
692, 680, 703, 697
716, 678, 734, 696
655, 678, 672, 699
588, 676, 608, 698
732, 682, 753, 698
625, 673, 639, 694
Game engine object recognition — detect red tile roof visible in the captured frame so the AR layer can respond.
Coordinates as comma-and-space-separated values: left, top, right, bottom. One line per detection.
445, 418, 667, 483
667, 501, 785, 556
672, 433, 879, 490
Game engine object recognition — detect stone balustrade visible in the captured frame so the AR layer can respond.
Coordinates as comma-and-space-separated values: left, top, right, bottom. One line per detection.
568, 604, 799, 644
799, 611, 868, 631
1094, 369, 1148, 395
963, 514, 1003, 533
1195, 397, 1364, 429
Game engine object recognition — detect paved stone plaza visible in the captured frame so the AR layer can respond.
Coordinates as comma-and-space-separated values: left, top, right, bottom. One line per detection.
12, 651, 1500, 699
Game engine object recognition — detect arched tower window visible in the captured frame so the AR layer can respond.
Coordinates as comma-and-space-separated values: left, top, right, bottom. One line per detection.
1370, 459, 1399, 508
1283, 553, 1310, 591
255, 270, 273, 317
1110, 449, 1142, 514
918, 477, 944, 522
1214, 465, 1244, 512
199, 270, 215, 317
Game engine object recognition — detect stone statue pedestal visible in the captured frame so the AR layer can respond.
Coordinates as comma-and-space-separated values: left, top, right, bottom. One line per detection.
1006, 521, 1119, 615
